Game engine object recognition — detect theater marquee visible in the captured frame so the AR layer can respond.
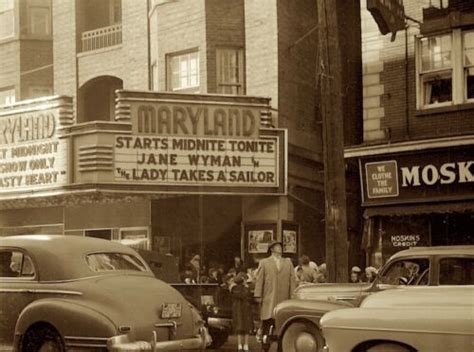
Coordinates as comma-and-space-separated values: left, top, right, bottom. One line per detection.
114, 90, 287, 194
0, 106, 68, 194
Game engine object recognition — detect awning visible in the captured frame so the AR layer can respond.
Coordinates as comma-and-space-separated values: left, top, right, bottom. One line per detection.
363, 201, 474, 218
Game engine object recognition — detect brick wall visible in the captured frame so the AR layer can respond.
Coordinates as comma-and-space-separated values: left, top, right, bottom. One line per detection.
362, 0, 474, 143
244, 0, 279, 104
53, 0, 77, 98
154, 0, 207, 92
361, 1, 386, 142
276, 0, 320, 152
121, 0, 149, 90
205, 0, 245, 93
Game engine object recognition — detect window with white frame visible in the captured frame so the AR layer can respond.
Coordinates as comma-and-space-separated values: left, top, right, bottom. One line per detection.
418, 33, 453, 107
0, 88, 15, 106
29, 6, 51, 36
216, 48, 244, 95
167, 50, 199, 92
417, 29, 474, 108
0, 0, 14, 40
463, 31, 474, 100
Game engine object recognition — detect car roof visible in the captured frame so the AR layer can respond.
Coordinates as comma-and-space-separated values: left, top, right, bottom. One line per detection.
0, 235, 149, 281
361, 285, 474, 309
389, 245, 474, 261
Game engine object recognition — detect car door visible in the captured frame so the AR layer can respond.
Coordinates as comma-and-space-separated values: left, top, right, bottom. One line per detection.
0, 249, 37, 346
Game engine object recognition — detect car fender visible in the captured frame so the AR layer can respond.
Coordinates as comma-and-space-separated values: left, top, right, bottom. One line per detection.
15, 298, 117, 349
274, 299, 352, 337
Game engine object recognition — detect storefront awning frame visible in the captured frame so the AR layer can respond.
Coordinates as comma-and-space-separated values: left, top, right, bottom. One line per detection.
363, 201, 474, 218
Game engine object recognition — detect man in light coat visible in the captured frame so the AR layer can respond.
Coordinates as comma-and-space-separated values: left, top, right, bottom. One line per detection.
254, 241, 296, 350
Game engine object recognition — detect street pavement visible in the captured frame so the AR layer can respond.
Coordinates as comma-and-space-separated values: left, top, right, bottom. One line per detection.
209, 335, 277, 352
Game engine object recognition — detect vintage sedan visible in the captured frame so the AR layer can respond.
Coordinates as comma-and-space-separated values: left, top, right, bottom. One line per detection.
320, 285, 474, 352
273, 245, 474, 352
0, 235, 211, 351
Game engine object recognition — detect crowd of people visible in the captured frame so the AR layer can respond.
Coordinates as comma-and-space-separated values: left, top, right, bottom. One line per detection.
349, 265, 379, 283
179, 249, 379, 352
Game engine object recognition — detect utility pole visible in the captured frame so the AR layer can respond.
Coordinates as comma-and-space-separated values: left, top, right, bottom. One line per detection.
316, 0, 349, 282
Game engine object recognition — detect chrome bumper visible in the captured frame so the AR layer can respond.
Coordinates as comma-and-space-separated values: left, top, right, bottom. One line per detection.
107, 327, 211, 351
207, 317, 232, 330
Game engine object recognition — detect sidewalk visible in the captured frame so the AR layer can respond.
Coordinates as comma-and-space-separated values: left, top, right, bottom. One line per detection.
210, 335, 277, 352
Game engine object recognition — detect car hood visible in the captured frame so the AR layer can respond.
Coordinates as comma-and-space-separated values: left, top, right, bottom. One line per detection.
74, 274, 197, 341
294, 283, 372, 301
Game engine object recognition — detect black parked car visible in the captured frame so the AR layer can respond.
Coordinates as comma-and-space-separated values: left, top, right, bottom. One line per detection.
138, 249, 232, 349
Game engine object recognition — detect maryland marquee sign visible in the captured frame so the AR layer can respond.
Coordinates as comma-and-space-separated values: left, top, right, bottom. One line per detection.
113, 91, 287, 195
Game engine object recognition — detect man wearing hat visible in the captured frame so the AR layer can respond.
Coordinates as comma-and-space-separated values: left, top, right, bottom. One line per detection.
254, 240, 296, 350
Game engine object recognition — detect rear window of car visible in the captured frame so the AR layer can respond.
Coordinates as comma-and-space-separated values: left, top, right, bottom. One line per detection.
86, 253, 147, 272
439, 258, 474, 285
0, 250, 35, 279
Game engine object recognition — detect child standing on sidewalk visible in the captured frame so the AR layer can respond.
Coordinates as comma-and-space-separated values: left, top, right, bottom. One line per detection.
230, 271, 254, 352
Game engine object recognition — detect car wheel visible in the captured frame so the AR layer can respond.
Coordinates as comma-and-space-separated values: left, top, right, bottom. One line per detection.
280, 321, 324, 352
207, 327, 229, 349
22, 324, 65, 352
365, 342, 413, 352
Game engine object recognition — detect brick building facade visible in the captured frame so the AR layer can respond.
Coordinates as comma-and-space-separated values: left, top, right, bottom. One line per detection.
0, 0, 364, 273
0, 0, 53, 105
348, 0, 474, 267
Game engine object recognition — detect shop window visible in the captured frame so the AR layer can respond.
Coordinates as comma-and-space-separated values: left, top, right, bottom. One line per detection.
0, 87, 15, 106
417, 29, 474, 108
0, 250, 35, 278
167, 50, 199, 92
85, 229, 112, 240
216, 48, 244, 95
119, 228, 150, 250
439, 258, 474, 285
0, 0, 14, 40
28, 4, 51, 36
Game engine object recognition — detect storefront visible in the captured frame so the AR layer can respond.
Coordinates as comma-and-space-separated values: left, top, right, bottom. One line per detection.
0, 92, 293, 277
350, 140, 474, 267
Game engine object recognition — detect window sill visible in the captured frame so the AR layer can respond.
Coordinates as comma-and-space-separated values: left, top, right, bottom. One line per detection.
415, 102, 474, 116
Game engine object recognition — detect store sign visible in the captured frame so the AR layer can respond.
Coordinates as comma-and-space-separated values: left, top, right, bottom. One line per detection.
367, 0, 405, 36
361, 147, 474, 206
381, 217, 430, 258
114, 135, 279, 188
0, 110, 68, 193
365, 160, 399, 198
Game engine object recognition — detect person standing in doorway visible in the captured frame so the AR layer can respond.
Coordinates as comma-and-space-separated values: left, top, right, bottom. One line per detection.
254, 241, 296, 351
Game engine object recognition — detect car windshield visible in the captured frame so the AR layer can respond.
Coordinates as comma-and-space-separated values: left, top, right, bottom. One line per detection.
86, 253, 148, 272
377, 258, 430, 285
